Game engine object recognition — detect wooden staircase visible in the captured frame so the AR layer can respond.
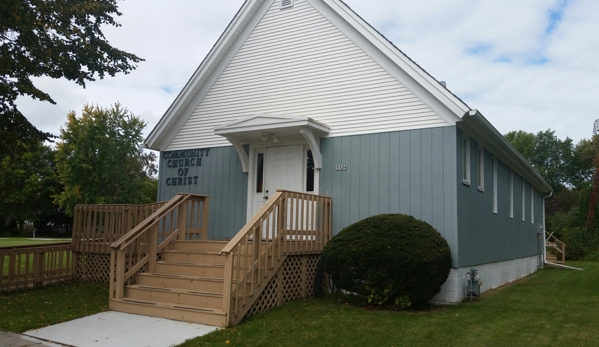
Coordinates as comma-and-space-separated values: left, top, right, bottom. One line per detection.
545, 230, 566, 264
108, 191, 332, 327
110, 240, 229, 326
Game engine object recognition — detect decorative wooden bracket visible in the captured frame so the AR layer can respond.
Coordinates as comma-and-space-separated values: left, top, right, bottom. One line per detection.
226, 136, 249, 173
299, 128, 322, 169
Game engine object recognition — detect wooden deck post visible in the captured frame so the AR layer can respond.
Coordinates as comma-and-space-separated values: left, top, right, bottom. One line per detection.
115, 249, 125, 300
33, 249, 44, 288
222, 254, 233, 326
202, 197, 210, 240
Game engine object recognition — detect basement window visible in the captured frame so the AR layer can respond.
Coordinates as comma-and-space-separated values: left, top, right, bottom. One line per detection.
281, 0, 294, 9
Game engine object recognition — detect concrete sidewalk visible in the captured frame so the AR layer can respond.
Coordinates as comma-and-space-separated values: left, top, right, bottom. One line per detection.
0, 331, 62, 347
13, 312, 219, 347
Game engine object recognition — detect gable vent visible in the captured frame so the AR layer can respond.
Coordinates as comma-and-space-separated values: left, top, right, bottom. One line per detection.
281, 0, 294, 9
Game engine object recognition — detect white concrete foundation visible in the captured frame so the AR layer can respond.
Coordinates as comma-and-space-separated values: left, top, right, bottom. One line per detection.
432, 255, 539, 303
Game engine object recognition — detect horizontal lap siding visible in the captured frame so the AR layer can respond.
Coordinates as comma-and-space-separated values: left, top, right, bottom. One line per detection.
166, 0, 446, 150
157, 146, 248, 240
457, 128, 543, 267
320, 127, 459, 266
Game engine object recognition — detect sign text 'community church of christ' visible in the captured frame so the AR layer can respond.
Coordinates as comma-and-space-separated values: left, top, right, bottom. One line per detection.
163, 148, 210, 186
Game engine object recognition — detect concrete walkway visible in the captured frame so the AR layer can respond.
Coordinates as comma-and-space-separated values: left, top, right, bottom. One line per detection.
0, 331, 62, 347
14, 312, 219, 347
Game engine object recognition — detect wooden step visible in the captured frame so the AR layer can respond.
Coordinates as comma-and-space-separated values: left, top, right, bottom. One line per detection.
137, 273, 224, 292
162, 250, 226, 264
110, 298, 227, 327
155, 261, 225, 277
171, 240, 228, 252
125, 285, 223, 309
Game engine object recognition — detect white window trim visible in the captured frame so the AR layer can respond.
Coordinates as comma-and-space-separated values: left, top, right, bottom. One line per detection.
493, 156, 498, 214
462, 135, 470, 186
509, 170, 514, 218
477, 146, 484, 192
531, 186, 534, 224
522, 180, 526, 222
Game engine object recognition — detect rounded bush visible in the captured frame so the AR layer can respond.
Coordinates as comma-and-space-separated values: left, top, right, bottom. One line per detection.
321, 214, 452, 307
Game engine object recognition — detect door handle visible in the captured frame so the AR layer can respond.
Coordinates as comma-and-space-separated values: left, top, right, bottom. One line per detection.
264, 196, 269, 200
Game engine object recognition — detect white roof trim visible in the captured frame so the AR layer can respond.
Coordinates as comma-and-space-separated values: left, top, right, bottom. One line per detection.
214, 114, 330, 136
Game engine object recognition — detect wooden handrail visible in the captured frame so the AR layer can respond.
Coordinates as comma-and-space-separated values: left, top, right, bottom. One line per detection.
109, 193, 210, 301
220, 191, 285, 255
0, 242, 70, 251
221, 189, 332, 325
546, 230, 566, 263
110, 194, 190, 249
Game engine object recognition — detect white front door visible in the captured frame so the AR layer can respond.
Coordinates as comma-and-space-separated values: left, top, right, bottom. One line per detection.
252, 145, 303, 216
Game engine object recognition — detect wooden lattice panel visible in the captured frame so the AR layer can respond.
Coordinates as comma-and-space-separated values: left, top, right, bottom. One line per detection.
246, 255, 320, 319
74, 253, 110, 283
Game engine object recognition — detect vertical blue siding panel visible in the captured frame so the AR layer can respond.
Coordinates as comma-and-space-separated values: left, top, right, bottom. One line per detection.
431, 128, 444, 233
420, 129, 433, 225
359, 135, 370, 220
409, 131, 422, 219
389, 132, 400, 213
340, 137, 352, 230
369, 134, 380, 216
379, 133, 391, 214
349, 136, 361, 226
399, 131, 411, 215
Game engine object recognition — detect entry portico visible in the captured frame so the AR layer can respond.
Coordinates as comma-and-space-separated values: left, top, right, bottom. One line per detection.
214, 114, 330, 219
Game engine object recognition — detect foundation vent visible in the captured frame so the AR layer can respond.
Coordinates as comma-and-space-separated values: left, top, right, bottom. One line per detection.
281, 0, 294, 9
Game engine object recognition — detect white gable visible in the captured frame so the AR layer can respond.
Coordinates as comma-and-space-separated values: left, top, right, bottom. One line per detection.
164, 0, 451, 150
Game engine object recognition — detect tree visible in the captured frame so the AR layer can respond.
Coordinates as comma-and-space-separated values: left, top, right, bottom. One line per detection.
0, 141, 60, 234
54, 103, 157, 215
505, 129, 580, 191
0, 0, 143, 155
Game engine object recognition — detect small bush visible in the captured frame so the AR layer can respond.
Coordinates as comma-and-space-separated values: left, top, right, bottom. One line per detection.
321, 214, 452, 308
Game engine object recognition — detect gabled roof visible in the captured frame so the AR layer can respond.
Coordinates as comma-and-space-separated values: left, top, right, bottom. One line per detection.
144, 0, 470, 151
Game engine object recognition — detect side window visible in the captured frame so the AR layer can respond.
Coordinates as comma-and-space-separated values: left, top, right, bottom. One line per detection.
522, 180, 526, 222
477, 146, 484, 191
462, 136, 470, 185
509, 170, 514, 218
493, 157, 498, 214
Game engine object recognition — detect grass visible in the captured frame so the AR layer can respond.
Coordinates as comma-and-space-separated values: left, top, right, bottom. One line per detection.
180, 261, 599, 347
0, 237, 71, 248
0, 281, 109, 333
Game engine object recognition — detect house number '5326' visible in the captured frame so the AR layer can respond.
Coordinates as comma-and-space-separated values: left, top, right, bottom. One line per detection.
336, 165, 347, 171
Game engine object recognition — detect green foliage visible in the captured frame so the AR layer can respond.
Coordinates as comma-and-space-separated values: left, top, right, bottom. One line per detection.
0, 141, 60, 234
54, 103, 157, 215
321, 214, 452, 307
0, 0, 143, 158
505, 129, 594, 191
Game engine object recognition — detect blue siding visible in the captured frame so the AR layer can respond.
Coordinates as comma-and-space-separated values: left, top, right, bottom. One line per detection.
320, 127, 459, 265
457, 128, 544, 267
157, 146, 248, 240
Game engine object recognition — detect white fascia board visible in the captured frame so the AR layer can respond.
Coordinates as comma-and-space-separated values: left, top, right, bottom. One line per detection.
459, 110, 552, 193
144, 0, 268, 150
215, 120, 330, 136
312, 0, 469, 122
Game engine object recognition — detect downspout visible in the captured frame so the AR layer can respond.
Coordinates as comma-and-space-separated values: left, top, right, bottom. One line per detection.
541, 190, 553, 266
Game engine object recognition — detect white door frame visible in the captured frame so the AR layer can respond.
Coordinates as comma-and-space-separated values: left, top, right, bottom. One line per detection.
246, 139, 320, 221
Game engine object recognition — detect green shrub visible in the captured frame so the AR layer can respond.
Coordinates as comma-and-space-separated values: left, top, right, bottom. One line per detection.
321, 214, 452, 307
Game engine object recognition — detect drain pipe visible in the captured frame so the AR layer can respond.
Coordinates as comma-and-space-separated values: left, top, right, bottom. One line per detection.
541, 191, 554, 266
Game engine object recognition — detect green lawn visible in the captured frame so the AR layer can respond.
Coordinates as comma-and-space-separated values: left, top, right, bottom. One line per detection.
181, 261, 599, 347
0, 281, 109, 333
0, 237, 71, 248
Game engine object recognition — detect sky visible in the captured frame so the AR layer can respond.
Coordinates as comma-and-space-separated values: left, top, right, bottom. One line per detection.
15, 0, 599, 145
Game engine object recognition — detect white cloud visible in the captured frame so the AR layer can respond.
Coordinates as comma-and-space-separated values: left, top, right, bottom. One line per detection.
14, 0, 599, 143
